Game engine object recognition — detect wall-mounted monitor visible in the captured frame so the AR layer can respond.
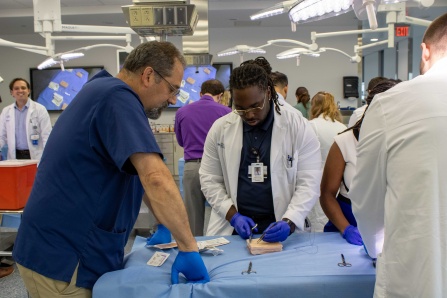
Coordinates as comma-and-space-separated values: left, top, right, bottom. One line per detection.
29, 66, 104, 111
172, 62, 232, 108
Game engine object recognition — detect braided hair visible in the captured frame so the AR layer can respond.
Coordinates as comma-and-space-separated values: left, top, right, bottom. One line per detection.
342, 79, 401, 140
230, 57, 282, 115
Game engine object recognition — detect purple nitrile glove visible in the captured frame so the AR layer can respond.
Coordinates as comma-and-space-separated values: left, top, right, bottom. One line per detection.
342, 225, 363, 246
230, 213, 257, 239
171, 251, 210, 284
147, 224, 171, 245
262, 221, 290, 242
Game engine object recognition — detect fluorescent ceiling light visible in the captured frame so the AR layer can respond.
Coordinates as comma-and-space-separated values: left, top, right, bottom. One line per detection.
289, 0, 354, 24
381, 0, 434, 8
370, 38, 379, 41
250, 0, 298, 20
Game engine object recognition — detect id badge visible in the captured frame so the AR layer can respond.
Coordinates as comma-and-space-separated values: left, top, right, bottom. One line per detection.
30, 134, 40, 146
251, 162, 264, 182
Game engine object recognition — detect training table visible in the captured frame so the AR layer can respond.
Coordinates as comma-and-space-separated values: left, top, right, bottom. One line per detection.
93, 232, 376, 298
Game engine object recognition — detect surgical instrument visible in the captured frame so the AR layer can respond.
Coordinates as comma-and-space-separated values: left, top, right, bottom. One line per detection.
249, 224, 258, 243
257, 222, 277, 243
241, 261, 256, 274
338, 254, 352, 267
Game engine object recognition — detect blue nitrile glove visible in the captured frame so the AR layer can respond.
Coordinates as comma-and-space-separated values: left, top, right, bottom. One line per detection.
262, 221, 290, 242
342, 225, 363, 246
230, 212, 257, 239
147, 224, 171, 245
171, 251, 210, 284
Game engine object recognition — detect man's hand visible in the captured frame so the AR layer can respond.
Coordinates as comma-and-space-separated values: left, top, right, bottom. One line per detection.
342, 225, 363, 246
147, 224, 171, 245
171, 251, 210, 284
262, 221, 290, 242
230, 213, 257, 239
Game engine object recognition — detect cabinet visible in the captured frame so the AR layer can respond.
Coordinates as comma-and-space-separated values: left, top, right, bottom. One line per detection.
153, 133, 184, 176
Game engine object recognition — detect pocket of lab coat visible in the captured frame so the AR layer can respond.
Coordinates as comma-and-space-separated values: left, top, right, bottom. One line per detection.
285, 152, 298, 184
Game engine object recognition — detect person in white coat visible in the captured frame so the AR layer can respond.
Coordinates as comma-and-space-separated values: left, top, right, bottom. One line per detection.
350, 13, 447, 298
0, 78, 51, 160
307, 91, 346, 232
200, 58, 321, 241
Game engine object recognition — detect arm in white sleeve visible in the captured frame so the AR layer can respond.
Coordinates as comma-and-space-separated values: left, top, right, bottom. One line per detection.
0, 109, 6, 148
199, 123, 233, 219
39, 109, 52, 149
283, 122, 322, 231
350, 100, 387, 258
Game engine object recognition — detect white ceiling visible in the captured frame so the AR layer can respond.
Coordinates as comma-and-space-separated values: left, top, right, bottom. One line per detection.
0, 1, 445, 37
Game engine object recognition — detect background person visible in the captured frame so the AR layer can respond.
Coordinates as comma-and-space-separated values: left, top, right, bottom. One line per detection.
13, 41, 209, 298
269, 71, 289, 106
350, 13, 447, 297
200, 58, 321, 241
320, 80, 399, 245
294, 86, 311, 119
175, 79, 231, 236
307, 91, 347, 232
347, 76, 386, 128
0, 78, 51, 160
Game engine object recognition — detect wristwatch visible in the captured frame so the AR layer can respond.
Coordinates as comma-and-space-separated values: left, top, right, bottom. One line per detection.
282, 218, 296, 235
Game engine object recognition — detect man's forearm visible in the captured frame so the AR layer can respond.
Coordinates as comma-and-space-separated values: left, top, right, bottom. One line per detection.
131, 153, 198, 252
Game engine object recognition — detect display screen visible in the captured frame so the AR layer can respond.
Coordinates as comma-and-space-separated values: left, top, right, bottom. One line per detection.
171, 62, 232, 108
29, 66, 104, 111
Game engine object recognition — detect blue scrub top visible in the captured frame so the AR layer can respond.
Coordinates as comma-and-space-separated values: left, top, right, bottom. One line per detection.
13, 70, 162, 289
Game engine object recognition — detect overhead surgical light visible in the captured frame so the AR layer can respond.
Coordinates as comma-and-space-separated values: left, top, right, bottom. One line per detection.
288, 0, 355, 24
277, 46, 362, 65
217, 45, 266, 63
285, 0, 379, 30
250, 0, 298, 20
276, 47, 321, 59
37, 52, 85, 70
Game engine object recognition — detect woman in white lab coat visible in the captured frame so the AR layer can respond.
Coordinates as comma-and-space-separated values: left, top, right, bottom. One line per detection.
0, 78, 52, 160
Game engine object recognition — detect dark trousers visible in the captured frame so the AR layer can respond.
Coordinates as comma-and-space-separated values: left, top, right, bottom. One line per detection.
16, 149, 31, 159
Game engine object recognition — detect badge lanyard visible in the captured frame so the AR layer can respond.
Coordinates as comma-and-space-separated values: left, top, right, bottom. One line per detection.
247, 128, 269, 182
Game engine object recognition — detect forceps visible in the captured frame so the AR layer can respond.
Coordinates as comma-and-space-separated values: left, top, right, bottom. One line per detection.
249, 224, 258, 243
338, 254, 352, 267
257, 222, 277, 243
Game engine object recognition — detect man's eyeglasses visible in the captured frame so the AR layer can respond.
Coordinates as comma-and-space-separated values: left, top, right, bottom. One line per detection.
152, 68, 180, 97
233, 94, 267, 116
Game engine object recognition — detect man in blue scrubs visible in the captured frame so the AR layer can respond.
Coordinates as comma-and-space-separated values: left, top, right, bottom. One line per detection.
13, 41, 209, 298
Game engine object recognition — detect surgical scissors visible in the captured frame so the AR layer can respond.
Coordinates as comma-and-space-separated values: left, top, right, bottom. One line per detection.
338, 254, 352, 267
241, 261, 256, 275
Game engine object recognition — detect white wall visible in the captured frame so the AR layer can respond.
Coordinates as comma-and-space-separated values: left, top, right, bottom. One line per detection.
209, 25, 360, 108
0, 24, 366, 125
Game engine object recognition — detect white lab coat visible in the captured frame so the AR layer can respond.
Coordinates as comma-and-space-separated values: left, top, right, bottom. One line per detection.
200, 103, 321, 235
350, 57, 447, 298
0, 99, 52, 160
